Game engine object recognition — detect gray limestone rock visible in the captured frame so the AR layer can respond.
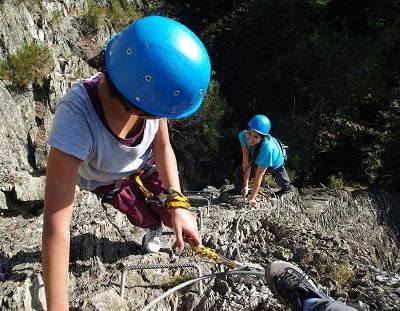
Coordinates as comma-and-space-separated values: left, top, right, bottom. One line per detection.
0, 1, 399, 311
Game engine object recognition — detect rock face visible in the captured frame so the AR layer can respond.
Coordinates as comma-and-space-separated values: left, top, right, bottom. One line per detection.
1, 187, 400, 310
0, 2, 400, 311
0, 0, 97, 216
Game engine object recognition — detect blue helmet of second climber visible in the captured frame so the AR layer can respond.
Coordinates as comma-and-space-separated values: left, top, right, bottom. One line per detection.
248, 115, 271, 135
105, 15, 211, 118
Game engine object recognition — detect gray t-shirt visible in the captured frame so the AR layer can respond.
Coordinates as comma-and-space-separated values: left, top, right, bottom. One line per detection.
47, 78, 159, 191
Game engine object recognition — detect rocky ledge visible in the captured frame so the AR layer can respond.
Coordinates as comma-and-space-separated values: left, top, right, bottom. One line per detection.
0, 187, 399, 310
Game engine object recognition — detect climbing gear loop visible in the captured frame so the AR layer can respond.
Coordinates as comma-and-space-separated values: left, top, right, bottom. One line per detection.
134, 175, 190, 210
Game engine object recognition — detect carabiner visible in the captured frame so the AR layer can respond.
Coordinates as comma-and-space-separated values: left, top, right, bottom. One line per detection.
145, 195, 165, 206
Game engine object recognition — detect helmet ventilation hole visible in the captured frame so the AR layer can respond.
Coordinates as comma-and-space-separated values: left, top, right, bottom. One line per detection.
145, 75, 152, 81
173, 90, 180, 96
126, 48, 132, 55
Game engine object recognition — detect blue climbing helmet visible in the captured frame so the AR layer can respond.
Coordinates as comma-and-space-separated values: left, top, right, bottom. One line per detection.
105, 16, 211, 118
248, 115, 271, 135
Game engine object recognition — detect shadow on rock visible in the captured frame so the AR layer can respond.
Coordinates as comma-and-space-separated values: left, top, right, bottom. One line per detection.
70, 233, 141, 263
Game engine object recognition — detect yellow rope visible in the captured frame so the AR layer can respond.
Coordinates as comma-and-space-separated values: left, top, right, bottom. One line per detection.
134, 175, 153, 199
165, 192, 190, 210
186, 238, 238, 269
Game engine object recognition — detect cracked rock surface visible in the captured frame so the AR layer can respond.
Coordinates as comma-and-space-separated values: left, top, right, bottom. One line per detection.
1, 187, 399, 310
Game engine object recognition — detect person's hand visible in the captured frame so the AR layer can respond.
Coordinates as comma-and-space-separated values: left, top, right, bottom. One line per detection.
248, 198, 259, 207
169, 208, 201, 251
241, 186, 249, 196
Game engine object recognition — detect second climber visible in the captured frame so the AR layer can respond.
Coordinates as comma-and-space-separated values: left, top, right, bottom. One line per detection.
235, 114, 292, 205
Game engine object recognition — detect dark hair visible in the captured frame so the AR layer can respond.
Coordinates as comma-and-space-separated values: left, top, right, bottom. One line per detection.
250, 134, 267, 165
101, 69, 157, 117
101, 69, 129, 104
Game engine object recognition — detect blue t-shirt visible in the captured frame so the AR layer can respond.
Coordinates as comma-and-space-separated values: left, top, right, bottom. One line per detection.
238, 130, 284, 169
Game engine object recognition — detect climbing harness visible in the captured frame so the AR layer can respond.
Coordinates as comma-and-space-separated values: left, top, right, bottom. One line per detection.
133, 174, 164, 206
134, 175, 190, 210
100, 172, 193, 243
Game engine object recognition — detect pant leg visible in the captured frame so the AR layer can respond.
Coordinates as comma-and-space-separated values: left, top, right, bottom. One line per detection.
112, 182, 163, 230
110, 171, 172, 230
303, 298, 359, 311
140, 171, 173, 228
234, 165, 244, 194
267, 166, 291, 191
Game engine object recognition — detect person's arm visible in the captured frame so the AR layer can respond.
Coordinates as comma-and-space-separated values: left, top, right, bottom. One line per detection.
42, 148, 81, 311
152, 119, 201, 250
241, 145, 251, 195
249, 166, 267, 206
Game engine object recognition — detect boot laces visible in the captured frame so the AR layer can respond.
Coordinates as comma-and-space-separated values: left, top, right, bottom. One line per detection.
276, 266, 313, 309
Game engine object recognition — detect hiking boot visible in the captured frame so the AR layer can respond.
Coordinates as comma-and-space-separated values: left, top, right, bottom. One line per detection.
144, 225, 162, 253
265, 261, 326, 311
274, 187, 292, 197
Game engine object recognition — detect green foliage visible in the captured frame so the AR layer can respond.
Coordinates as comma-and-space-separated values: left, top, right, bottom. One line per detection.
72, 67, 85, 80
203, 125, 219, 153
286, 167, 298, 185
328, 264, 355, 288
264, 174, 277, 188
264, 167, 297, 188
80, 0, 142, 34
353, 97, 400, 188
203, 16, 233, 49
309, 0, 329, 5
14, 0, 42, 8
169, 79, 231, 188
81, 1, 108, 34
328, 173, 345, 190
199, 79, 230, 153
179, 0, 400, 189
51, 10, 63, 27
0, 42, 53, 88
109, 0, 143, 32
171, 79, 229, 154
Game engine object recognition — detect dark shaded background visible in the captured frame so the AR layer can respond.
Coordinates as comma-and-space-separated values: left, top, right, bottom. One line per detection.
166, 0, 400, 191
